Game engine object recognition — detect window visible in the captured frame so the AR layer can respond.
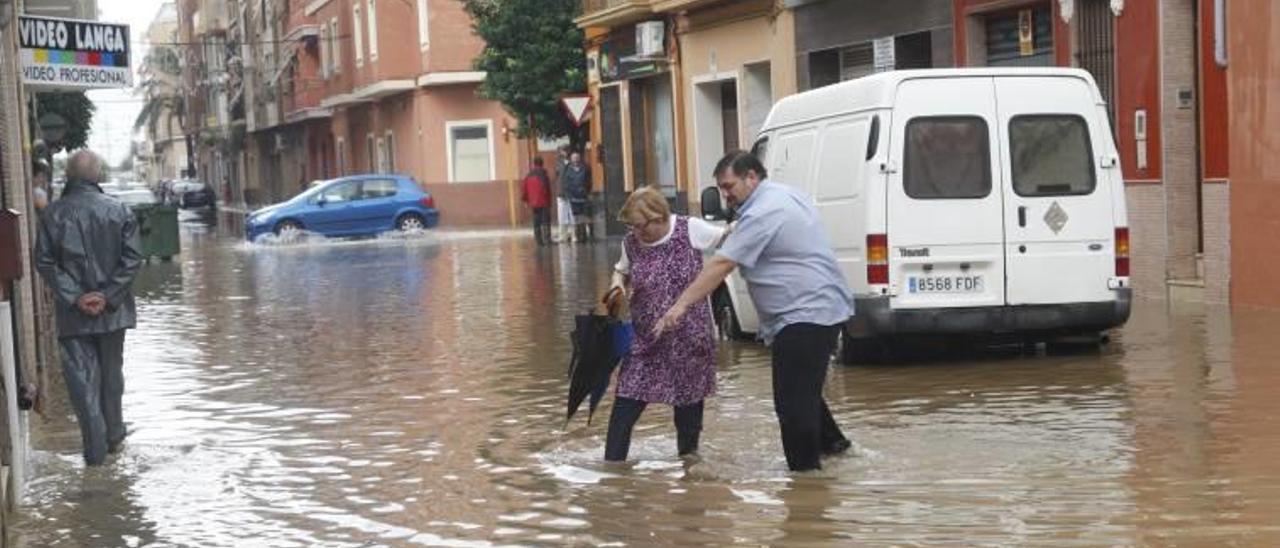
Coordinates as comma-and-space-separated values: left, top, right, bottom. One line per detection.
318, 27, 328, 78
750, 137, 769, 165
367, 0, 379, 61
417, 0, 430, 49
385, 130, 396, 173
447, 121, 494, 183
336, 138, 347, 175
353, 5, 364, 66
1009, 115, 1096, 196
318, 181, 360, 203
903, 117, 991, 199
329, 18, 340, 73
986, 7, 1054, 67
376, 137, 387, 173
363, 179, 399, 199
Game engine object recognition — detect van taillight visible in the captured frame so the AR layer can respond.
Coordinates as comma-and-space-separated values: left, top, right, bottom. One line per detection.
420, 195, 436, 209
1115, 227, 1130, 277
867, 234, 889, 285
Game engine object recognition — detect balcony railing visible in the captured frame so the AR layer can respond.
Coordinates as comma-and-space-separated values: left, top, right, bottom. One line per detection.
577, 0, 654, 28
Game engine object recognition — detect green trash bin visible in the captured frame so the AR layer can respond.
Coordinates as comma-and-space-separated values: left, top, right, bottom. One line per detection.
134, 203, 180, 261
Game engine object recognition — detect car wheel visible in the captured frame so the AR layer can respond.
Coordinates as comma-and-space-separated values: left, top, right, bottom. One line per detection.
274, 219, 303, 236
396, 213, 427, 231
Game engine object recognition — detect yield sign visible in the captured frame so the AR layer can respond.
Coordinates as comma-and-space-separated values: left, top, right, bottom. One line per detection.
560, 94, 592, 127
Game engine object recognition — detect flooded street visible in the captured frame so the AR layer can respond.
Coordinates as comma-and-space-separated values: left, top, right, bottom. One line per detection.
11, 213, 1280, 546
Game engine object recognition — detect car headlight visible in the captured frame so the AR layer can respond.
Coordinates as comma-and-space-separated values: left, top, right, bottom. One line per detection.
251, 210, 276, 225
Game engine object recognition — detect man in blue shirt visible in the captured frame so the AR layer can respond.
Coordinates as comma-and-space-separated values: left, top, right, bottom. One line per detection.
654, 150, 854, 471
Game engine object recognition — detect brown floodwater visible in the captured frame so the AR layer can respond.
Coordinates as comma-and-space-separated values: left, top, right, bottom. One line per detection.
11, 212, 1280, 546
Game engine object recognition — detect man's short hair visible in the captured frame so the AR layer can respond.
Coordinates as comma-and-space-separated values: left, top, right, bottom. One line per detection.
713, 150, 767, 180
66, 150, 105, 185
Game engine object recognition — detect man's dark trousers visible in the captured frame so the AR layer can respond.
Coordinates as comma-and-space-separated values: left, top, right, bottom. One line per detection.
770, 323, 848, 471
532, 207, 551, 244
60, 330, 127, 465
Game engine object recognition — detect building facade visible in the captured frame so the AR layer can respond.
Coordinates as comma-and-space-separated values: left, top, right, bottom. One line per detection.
577, 0, 796, 234
792, 0, 954, 91
138, 1, 190, 184
951, 0, 1231, 303
170, 0, 533, 225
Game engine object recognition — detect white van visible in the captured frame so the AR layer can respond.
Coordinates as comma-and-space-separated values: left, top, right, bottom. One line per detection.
702, 68, 1132, 361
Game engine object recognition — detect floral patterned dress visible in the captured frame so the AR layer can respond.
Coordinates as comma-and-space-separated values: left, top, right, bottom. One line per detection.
616, 216, 717, 406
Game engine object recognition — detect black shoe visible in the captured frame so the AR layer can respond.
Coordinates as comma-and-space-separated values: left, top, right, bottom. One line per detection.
823, 438, 851, 455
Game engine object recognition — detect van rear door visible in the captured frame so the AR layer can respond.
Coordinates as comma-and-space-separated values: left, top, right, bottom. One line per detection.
995, 76, 1116, 305
886, 77, 1006, 310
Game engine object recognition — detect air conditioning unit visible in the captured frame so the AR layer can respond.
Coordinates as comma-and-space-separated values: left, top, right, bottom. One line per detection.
636, 21, 665, 58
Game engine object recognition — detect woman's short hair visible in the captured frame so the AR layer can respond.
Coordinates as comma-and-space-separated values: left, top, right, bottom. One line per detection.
617, 186, 670, 226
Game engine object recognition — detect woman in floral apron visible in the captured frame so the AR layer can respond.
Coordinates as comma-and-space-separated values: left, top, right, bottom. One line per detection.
604, 187, 726, 461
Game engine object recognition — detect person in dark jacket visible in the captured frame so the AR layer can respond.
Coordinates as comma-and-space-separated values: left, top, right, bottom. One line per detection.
35, 150, 143, 466
558, 151, 593, 242
521, 157, 553, 245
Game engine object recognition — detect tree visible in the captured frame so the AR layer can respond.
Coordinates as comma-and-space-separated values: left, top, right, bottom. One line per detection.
36, 92, 95, 153
463, 0, 587, 146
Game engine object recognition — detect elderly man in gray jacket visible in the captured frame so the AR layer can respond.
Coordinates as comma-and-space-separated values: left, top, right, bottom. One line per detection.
35, 150, 143, 466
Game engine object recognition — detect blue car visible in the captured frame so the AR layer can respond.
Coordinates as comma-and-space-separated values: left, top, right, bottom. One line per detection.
245, 174, 440, 241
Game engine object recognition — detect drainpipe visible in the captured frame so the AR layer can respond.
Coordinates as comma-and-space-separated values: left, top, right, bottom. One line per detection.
1214, 0, 1228, 67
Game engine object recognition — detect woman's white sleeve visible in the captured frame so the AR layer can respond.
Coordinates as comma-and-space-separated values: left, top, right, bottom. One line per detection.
614, 246, 631, 275
687, 217, 728, 252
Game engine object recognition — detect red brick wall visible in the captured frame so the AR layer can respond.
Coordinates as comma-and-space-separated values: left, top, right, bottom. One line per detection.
423, 0, 485, 74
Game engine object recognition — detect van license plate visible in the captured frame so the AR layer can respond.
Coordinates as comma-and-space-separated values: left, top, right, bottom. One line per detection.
909, 275, 984, 294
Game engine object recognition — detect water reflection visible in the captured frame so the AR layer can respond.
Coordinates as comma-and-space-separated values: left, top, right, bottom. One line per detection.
11, 213, 1280, 546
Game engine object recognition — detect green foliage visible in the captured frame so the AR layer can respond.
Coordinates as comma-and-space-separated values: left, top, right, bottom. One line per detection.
463, 0, 587, 144
36, 92, 95, 153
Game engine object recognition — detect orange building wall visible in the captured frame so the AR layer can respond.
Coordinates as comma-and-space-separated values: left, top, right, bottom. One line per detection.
1227, 1, 1280, 308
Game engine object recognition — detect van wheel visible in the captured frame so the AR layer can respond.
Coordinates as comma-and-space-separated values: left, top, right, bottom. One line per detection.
1044, 332, 1105, 355
711, 286, 748, 341
838, 328, 884, 365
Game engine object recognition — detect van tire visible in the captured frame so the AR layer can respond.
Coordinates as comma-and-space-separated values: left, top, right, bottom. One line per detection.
711, 286, 749, 341
838, 328, 884, 365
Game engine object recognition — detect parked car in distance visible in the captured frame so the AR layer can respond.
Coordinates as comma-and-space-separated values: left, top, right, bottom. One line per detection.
169, 180, 216, 209
109, 188, 159, 209
244, 174, 440, 241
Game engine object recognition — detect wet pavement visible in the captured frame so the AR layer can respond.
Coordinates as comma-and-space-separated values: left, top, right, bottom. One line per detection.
11, 212, 1280, 546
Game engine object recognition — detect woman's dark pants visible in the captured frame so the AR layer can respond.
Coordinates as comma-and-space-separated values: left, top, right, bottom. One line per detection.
604, 397, 703, 461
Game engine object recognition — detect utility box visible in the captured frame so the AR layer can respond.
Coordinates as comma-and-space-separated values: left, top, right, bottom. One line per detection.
134, 204, 180, 261
0, 209, 24, 282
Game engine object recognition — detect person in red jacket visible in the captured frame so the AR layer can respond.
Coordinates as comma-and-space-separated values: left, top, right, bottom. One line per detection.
521, 156, 553, 245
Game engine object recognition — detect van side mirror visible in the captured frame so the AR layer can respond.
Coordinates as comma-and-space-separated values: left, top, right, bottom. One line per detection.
700, 186, 726, 221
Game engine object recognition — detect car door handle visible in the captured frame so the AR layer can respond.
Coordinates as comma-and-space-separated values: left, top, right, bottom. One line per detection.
1018, 206, 1027, 227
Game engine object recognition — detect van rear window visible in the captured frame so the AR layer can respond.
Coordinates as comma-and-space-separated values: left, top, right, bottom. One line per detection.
904, 117, 991, 200
1010, 115, 1096, 196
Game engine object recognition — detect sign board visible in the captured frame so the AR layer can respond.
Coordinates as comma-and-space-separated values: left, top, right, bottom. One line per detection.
873, 37, 895, 73
1018, 9, 1035, 57
18, 15, 132, 89
560, 94, 592, 127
